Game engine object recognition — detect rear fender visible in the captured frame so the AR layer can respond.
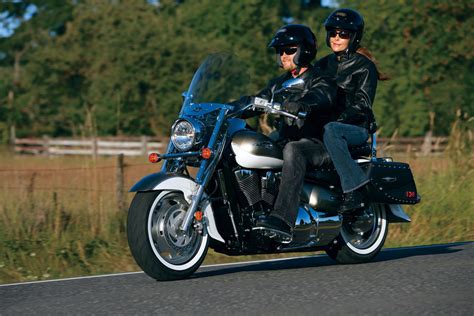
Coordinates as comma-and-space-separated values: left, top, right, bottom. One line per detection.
386, 204, 411, 223
130, 172, 225, 243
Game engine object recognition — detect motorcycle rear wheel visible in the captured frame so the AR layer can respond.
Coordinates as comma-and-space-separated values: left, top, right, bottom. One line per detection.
326, 203, 388, 264
127, 191, 209, 281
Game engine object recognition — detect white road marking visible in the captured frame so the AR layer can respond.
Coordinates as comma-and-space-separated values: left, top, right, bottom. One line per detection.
0, 241, 470, 288
0, 271, 144, 288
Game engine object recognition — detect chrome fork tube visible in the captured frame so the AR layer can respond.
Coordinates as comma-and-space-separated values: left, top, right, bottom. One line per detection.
180, 183, 207, 232
179, 154, 220, 232
196, 108, 227, 183
180, 108, 228, 233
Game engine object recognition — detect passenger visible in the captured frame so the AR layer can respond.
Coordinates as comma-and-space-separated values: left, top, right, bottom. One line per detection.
319, 8, 389, 212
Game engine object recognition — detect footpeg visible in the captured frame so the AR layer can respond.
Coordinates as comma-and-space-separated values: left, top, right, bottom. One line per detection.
252, 226, 292, 244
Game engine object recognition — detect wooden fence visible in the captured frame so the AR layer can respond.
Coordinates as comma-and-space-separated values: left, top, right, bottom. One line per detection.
13, 134, 451, 157
14, 136, 166, 157
377, 134, 449, 156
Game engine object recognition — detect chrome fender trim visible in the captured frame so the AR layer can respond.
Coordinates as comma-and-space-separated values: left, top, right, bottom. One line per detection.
154, 176, 225, 244
387, 204, 411, 223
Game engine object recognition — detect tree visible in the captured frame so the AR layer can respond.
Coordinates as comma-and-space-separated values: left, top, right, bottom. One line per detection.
0, 0, 76, 138
3, 0, 469, 139
342, 0, 473, 136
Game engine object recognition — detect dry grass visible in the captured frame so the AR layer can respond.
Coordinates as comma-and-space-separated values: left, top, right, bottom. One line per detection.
0, 145, 472, 284
384, 153, 474, 247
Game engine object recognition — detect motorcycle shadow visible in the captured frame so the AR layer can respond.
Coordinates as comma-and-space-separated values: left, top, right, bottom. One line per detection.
192, 242, 469, 280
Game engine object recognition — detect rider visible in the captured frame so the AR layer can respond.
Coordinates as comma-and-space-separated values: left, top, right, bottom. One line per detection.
319, 8, 388, 212
241, 24, 337, 238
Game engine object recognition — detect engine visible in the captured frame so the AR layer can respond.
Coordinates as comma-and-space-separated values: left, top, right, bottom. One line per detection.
234, 169, 280, 209
232, 167, 343, 248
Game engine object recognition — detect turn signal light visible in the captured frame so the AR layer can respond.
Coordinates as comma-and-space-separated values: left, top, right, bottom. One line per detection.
194, 211, 203, 221
148, 152, 161, 163
201, 147, 212, 160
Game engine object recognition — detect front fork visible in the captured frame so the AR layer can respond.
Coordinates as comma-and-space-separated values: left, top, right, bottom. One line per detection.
163, 108, 229, 233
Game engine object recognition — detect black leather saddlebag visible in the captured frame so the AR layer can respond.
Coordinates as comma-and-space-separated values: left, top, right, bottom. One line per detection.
365, 160, 420, 205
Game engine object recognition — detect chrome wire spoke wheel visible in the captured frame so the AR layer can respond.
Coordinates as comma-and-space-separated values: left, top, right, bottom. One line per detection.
340, 203, 387, 255
128, 188, 209, 281
148, 192, 205, 266
326, 202, 388, 263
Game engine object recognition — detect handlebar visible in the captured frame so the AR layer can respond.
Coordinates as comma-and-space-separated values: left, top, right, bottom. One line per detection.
252, 97, 307, 120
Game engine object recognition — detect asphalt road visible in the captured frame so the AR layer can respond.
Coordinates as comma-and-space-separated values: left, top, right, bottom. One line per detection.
1, 242, 473, 315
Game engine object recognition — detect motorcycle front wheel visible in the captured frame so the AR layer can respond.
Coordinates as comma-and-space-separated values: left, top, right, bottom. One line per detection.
326, 203, 388, 264
127, 191, 209, 281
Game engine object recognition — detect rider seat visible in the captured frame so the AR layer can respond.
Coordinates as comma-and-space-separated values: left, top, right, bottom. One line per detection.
305, 142, 372, 186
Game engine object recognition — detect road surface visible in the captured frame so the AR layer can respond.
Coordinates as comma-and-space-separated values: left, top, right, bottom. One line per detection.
1, 242, 473, 315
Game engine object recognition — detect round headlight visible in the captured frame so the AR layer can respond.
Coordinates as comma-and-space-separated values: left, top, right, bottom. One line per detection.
171, 119, 195, 151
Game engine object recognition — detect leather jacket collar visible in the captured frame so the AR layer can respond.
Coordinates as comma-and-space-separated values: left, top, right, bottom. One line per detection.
335, 50, 355, 62
293, 64, 314, 79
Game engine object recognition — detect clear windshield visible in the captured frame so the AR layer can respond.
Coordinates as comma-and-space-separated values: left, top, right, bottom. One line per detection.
184, 53, 251, 107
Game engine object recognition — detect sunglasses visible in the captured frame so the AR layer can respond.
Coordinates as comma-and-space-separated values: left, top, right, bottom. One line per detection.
276, 47, 298, 56
328, 29, 352, 39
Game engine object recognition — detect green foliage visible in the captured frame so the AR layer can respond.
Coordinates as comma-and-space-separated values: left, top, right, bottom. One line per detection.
0, 0, 471, 138
341, 0, 474, 136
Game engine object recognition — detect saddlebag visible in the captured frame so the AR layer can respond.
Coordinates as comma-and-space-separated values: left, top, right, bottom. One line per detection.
364, 160, 420, 205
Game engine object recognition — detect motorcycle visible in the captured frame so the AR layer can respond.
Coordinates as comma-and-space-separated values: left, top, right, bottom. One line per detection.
127, 53, 420, 281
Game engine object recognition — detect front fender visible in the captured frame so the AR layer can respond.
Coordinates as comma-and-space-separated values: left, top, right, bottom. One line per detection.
129, 172, 225, 243
129, 172, 180, 192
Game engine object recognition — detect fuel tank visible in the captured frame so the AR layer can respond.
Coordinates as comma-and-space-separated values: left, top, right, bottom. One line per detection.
231, 130, 283, 169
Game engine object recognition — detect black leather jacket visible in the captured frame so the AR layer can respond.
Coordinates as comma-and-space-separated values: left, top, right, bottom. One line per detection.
316, 52, 377, 131
240, 63, 337, 141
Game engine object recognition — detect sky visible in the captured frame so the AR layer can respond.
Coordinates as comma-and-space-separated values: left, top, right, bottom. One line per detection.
0, 3, 36, 37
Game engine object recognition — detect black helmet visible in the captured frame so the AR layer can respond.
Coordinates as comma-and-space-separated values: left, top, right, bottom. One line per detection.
268, 24, 317, 67
324, 8, 364, 52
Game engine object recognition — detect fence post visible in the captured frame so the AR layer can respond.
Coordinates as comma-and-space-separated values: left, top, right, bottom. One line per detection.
42, 135, 50, 157
421, 131, 433, 156
420, 111, 436, 156
92, 136, 98, 159
9, 125, 16, 148
141, 135, 148, 156
116, 154, 125, 212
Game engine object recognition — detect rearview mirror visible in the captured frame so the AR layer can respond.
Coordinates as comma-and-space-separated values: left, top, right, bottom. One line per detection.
281, 78, 305, 91
274, 78, 305, 95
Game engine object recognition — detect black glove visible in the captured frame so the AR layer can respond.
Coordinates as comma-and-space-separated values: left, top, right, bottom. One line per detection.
282, 101, 302, 115
337, 107, 365, 125
282, 100, 306, 128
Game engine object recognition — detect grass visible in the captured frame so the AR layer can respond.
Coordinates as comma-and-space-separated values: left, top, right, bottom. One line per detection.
384, 155, 473, 247
0, 146, 472, 284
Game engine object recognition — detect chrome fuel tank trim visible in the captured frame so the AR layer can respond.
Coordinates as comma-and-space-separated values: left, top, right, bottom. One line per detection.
231, 130, 283, 169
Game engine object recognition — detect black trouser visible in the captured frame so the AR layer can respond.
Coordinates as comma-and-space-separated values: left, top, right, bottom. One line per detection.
271, 138, 328, 228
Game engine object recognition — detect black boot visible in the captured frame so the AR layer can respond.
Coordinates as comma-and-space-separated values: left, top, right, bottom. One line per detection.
254, 215, 292, 239
339, 190, 366, 213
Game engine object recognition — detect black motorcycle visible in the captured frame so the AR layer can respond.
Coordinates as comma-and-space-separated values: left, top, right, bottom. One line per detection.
127, 53, 420, 281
